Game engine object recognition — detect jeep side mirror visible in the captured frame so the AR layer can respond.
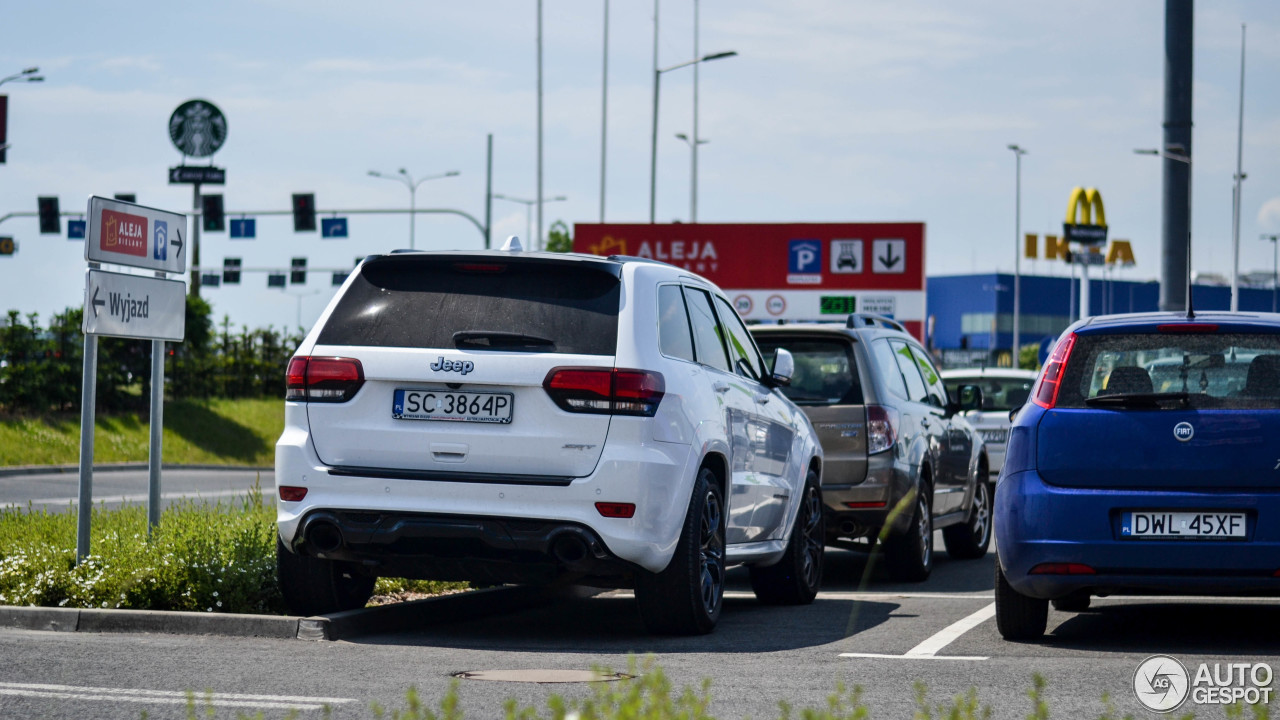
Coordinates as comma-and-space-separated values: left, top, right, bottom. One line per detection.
770, 348, 794, 387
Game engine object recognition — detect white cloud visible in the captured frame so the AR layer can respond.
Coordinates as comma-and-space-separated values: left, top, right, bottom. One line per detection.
1259, 197, 1280, 231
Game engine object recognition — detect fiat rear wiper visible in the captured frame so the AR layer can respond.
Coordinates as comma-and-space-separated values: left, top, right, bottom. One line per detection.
1085, 392, 1191, 409
452, 330, 556, 350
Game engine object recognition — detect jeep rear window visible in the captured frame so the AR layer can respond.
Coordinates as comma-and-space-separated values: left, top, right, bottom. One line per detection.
755, 337, 864, 406
317, 257, 620, 355
1056, 332, 1280, 409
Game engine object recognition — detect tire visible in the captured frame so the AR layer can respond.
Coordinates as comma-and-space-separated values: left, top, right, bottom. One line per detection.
942, 479, 993, 560
276, 536, 375, 617
749, 470, 824, 605
994, 561, 1048, 640
635, 466, 726, 635
1051, 592, 1092, 612
883, 485, 933, 582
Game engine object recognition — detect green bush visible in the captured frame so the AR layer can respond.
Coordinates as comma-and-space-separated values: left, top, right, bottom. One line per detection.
0, 483, 460, 613
0, 484, 283, 613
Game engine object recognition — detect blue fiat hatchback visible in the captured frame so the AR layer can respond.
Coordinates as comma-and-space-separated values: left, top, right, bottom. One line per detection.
994, 312, 1280, 640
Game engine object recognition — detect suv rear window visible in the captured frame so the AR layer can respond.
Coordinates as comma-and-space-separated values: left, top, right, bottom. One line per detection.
755, 337, 864, 406
317, 257, 621, 355
1057, 332, 1280, 409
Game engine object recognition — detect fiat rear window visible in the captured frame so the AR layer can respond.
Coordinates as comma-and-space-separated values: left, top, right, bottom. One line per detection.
1055, 333, 1280, 410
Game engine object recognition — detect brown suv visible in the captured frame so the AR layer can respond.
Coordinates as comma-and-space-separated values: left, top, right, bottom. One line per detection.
750, 314, 989, 581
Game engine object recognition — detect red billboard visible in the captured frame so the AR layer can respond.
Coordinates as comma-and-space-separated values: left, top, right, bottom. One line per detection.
574, 223, 927, 339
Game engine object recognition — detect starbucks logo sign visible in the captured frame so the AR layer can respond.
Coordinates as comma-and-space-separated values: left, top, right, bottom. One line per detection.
168, 100, 227, 158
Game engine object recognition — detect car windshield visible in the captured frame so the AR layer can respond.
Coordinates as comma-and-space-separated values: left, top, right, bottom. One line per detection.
943, 375, 1035, 412
1056, 332, 1280, 410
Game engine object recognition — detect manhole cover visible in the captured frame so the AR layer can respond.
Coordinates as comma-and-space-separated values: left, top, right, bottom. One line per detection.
453, 670, 631, 684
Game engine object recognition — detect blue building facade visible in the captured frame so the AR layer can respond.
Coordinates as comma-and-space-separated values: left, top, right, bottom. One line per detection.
927, 273, 1278, 354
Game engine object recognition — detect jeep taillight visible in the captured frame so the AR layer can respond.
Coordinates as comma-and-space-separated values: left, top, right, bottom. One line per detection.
1031, 333, 1077, 409
543, 368, 665, 417
866, 405, 899, 454
286, 356, 365, 403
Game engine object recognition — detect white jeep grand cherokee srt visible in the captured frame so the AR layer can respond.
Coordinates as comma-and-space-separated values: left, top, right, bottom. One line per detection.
275, 243, 824, 635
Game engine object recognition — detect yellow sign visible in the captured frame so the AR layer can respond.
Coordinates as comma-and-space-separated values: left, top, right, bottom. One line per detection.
1107, 239, 1135, 266
1065, 187, 1107, 226
1064, 187, 1108, 245
1024, 233, 1038, 259
1045, 235, 1069, 261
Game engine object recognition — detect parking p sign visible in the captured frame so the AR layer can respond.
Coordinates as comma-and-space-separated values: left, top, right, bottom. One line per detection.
788, 239, 822, 284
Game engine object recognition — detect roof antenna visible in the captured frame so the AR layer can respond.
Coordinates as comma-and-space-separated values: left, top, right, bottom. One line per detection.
1185, 230, 1195, 319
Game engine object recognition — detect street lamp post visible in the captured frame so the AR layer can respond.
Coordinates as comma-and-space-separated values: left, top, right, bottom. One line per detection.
0, 66, 43, 88
493, 194, 566, 249
1263, 234, 1280, 313
649, 50, 736, 223
367, 168, 460, 250
1007, 144, 1027, 364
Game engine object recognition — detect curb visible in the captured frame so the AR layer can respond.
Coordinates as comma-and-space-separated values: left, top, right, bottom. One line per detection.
0, 464, 272, 478
0, 585, 552, 641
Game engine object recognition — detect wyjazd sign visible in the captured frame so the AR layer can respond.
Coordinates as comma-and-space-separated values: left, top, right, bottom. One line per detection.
82, 269, 186, 341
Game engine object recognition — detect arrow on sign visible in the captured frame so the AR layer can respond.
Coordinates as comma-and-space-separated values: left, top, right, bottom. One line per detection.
91, 286, 105, 318
171, 227, 184, 254
878, 245, 901, 269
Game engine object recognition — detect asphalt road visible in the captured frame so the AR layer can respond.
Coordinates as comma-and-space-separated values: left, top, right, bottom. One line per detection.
0, 468, 273, 513
2, 538, 1278, 719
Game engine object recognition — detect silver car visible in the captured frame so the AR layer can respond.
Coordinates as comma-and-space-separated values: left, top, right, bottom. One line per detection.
940, 368, 1038, 478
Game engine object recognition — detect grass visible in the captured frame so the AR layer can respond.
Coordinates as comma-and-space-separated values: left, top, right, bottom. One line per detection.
161, 661, 1273, 720
0, 397, 283, 467
0, 482, 462, 612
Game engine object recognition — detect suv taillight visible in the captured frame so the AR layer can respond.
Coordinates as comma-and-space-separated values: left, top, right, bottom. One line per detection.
866, 405, 899, 454
1031, 333, 1077, 409
543, 367, 665, 417
286, 356, 365, 403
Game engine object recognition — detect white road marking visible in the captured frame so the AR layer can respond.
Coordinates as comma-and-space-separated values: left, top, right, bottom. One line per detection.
903, 602, 996, 656
0, 682, 356, 710
4, 488, 255, 507
839, 602, 996, 662
837, 652, 988, 661
724, 590, 994, 601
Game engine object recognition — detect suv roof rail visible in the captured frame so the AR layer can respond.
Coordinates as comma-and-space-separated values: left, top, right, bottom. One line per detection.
846, 313, 906, 332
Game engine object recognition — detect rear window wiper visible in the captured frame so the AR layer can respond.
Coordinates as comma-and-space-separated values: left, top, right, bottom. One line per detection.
1084, 392, 1191, 409
452, 330, 556, 350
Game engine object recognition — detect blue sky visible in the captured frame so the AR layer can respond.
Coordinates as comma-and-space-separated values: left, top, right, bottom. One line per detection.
1, 1, 1278, 332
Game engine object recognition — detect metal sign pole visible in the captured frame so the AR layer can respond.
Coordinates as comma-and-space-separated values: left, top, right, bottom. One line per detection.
191, 182, 202, 296
75, 332, 98, 562
147, 334, 164, 533
1080, 256, 1091, 320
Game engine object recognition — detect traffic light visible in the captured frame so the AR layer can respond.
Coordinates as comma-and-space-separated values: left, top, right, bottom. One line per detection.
202, 194, 225, 232
222, 257, 241, 285
0, 237, 14, 256
37, 196, 59, 234
290, 257, 307, 284
292, 193, 316, 232
267, 273, 286, 288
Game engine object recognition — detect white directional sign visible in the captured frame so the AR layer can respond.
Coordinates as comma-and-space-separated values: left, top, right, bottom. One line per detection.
85, 196, 188, 274
871, 239, 906, 274
82, 269, 186, 341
